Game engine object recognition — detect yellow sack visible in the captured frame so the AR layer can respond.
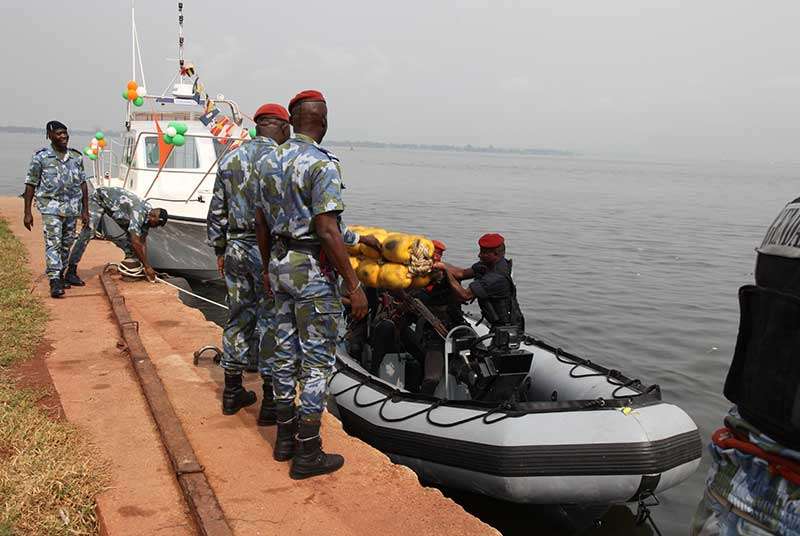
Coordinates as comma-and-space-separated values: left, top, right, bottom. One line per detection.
378, 262, 412, 290
356, 259, 381, 288
410, 274, 432, 288
349, 256, 360, 272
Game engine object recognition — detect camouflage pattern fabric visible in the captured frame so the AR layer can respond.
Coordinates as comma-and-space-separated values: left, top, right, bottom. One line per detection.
207, 137, 278, 254
692, 415, 800, 535
41, 214, 77, 278
221, 240, 272, 375
25, 146, 86, 217
67, 187, 148, 266
255, 133, 350, 419
262, 251, 342, 417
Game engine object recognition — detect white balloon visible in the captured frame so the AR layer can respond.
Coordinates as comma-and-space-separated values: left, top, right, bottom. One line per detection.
165, 127, 177, 137
90, 139, 99, 147
136, 86, 147, 98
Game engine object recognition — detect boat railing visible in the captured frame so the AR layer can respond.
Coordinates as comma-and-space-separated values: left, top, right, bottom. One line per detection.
115, 130, 248, 203
126, 95, 243, 126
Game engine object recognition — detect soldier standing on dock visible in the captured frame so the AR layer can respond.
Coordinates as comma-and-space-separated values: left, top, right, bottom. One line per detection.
207, 103, 291, 421
22, 121, 89, 298
255, 90, 368, 479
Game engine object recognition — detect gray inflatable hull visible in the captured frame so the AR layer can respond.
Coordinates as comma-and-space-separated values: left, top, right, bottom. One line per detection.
329, 318, 701, 505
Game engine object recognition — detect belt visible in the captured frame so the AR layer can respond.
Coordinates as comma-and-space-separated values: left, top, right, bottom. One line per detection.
272, 236, 321, 259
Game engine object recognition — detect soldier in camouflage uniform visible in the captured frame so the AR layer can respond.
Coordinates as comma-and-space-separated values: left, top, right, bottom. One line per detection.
67, 186, 168, 281
256, 90, 375, 480
207, 103, 290, 421
23, 121, 89, 298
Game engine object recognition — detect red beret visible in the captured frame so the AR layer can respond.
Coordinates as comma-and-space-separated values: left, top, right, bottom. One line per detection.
289, 89, 326, 111
478, 233, 505, 249
432, 239, 447, 252
253, 103, 289, 122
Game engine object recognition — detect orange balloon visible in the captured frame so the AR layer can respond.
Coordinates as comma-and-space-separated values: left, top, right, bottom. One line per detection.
127, 89, 137, 100
98, 139, 106, 148
127, 80, 138, 90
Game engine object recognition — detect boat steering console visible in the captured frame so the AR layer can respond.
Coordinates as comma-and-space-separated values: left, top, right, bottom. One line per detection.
446, 326, 533, 403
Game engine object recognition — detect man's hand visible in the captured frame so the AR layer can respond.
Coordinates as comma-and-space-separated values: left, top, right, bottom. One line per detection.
359, 234, 381, 253
432, 261, 447, 272
23, 212, 33, 231
80, 210, 89, 227
216, 255, 225, 277
144, 265, 156, 282
347, 286, 368, 321
262, 272, 274, 299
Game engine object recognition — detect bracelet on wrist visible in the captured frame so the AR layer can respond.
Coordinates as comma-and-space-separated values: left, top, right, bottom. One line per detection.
345, 281, 362, 296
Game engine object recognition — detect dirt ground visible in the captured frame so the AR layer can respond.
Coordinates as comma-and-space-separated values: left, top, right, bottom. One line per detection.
0, 197, 498, 536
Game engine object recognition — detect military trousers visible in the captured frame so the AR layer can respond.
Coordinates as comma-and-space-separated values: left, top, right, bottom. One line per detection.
41, 213, 77, 279
68, 198, 134, 267
221, 240, 272, 376
264, 250, 343, 419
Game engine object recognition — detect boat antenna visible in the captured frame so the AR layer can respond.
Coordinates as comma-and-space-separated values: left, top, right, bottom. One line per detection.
130, 1, 148, 90
178, 2, 187, 81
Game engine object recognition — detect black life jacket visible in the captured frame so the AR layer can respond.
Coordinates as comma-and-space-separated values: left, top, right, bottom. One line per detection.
724, 196, 800, 447
476, 259, 525, 332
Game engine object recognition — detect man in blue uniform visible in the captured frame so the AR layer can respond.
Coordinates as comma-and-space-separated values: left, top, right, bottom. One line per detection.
255, 89, 370, 479
207, 103, 290, 421
67, 186, 168, 282
434, 233, 525, 332
23, 121, 89, 298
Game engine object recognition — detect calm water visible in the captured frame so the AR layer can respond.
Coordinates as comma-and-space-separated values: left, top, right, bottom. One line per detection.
4, 131, 798, 535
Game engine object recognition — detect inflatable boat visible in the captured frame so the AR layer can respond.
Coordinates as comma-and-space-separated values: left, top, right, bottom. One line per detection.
329, 313, 701, 505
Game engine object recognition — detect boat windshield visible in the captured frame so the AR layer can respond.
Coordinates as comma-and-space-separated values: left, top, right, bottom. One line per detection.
144, 136, 200, 169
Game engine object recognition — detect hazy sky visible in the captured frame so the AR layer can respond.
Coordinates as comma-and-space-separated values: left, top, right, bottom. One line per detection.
1, 0, 798, 161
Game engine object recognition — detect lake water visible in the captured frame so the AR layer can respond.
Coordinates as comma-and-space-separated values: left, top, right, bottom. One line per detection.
3, 131, 798, 535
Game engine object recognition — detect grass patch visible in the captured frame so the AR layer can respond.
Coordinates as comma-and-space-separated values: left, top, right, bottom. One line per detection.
0, 216, 107, 535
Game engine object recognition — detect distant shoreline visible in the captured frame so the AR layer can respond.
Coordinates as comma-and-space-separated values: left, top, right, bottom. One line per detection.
0, 125, 575, 157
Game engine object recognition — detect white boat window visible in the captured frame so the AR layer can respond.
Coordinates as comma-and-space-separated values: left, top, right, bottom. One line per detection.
144, 136, 200, 169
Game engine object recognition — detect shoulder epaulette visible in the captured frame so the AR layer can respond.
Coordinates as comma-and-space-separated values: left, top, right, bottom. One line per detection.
68, 148, 83, 157
34, 147, 49, 156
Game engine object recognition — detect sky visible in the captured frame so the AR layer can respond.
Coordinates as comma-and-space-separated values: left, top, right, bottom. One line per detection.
1, 0, 798, 162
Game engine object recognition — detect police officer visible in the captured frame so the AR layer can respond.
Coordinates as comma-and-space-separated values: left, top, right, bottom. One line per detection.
67, 186, 168, 281
23, 121, 89, 298
434, 233, 525, 332
255, 89, 368, 479
207, 103, 290, 421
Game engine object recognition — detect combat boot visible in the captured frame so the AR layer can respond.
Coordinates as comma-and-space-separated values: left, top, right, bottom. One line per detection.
49, 278, 64, 298
257, 378, 276, 426
64, 264, 85, 287
222, 372, 256, 415
273, 403, 297, 461
60, 268, 70, 289
289, 419, 344, 480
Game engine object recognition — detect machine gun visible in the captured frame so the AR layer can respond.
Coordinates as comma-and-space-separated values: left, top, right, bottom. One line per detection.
397, 290, 449, 338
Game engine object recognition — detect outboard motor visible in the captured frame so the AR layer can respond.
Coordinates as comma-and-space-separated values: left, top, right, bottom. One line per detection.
725, 196, 800, 449
448, 326, 533, 402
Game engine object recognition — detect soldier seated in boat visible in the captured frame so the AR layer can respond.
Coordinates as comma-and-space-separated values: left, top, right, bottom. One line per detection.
67, 186, 168, 282
434, 232, 525, 333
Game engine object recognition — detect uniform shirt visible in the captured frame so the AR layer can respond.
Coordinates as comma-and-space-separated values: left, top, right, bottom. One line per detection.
468, 257, 513, 301
207, 136, 278, 255
256, 133, 358, 247
25, 145, 86, 217
93, 186, 152, 238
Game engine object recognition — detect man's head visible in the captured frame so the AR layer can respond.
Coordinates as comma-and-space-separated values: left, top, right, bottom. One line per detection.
477, 233, 505, 266
253, 103, 290, 144
147, 208, 169, 228
46, 120, 69, 151
288, 90, 327, 143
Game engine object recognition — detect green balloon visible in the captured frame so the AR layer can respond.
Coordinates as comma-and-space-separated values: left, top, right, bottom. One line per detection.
122, 89, 129, 100
163, 134, 173, 144
84, 147, 92, 155
249, 127, 256, 139
171, 133, 186, 147
133, 96, 144, 107
95, 131, 104, 140
88, 153, 98, 160
176, 123, 188, 135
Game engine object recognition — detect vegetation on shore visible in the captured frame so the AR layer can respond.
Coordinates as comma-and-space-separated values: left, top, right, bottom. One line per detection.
0, 216, 107, 535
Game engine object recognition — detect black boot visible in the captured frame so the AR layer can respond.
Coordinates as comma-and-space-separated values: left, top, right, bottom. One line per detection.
257, 378, 276, 426
222, 372, 256, 415
49, 278, 64, 298
60, 268, 71, 289
64, 264, 85, 287
273, 403, 297, 461
289, 419, 344, 480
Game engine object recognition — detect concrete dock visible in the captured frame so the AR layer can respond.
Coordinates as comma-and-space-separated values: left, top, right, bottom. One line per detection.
0, 197, 498, 536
